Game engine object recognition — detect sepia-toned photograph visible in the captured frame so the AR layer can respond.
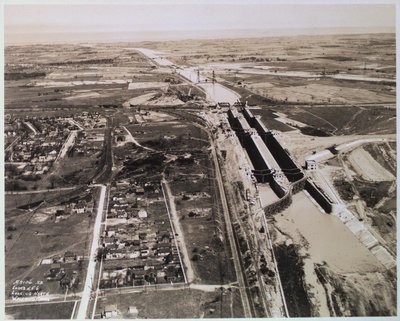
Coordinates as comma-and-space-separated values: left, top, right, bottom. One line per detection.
2, 0, 397, 319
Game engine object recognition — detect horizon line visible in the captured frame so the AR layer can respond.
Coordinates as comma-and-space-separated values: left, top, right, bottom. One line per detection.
5, 26, 395, 46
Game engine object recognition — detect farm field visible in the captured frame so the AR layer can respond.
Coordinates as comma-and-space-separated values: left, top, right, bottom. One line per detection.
252, 105, 395, 137
150, 33, 395, 106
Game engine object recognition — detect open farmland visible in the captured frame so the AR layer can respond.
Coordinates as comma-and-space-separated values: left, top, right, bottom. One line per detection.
251, 104, 396, 136
150, 33, 395, 105
5, 43, 206, 111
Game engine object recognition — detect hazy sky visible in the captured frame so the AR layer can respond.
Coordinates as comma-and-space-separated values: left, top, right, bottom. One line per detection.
4, 2, 396, 44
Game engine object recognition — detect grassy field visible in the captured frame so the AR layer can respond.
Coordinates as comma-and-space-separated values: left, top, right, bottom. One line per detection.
125, 115, 239, 285
251, 107, 298, 132
5, 190, 62, 211
168, 155, 237, 285
5, 186, 91, 211
5, 187, 101, 298
148, 33, 395, 107
94, 287, 243, 318
6, 301, 77, 320
126, 120, 208, 145
252, 104, 396, 136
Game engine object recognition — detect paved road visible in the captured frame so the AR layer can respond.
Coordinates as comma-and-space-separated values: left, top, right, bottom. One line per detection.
76, 184, 107, 319
56, 131, 77, 161
5, 136, 20, 151
68, 119, 84, 131
23, 121, 38, 135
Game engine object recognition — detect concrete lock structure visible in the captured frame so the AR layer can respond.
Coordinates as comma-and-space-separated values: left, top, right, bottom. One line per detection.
227, 105, 335, 216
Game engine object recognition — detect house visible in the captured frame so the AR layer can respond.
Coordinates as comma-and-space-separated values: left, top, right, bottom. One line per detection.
41, 258, 54, 265
126, 249, 141, 259
60, 275, 71, 289
106, 248, 126, 260
165, 268, 177, 282
64, 251, 77, 263
126, 193, 136, 203
74, 201, 86, 214
157, 242, 171, 248
218, 102, 231, 108
140, 249, 150, 258
138, 209, 148, 219
128, 306, 139, 318
157, 230, 171, 242
103, 236, 117, 247
306, 159, 318, 171
135, 187, 145, 195
106, 228, 116, 237
157, 247, 171, 257
132, 238, 140, 246
116, 180, 130, 188
116, 209, 127, 218
103, 305, 118, 319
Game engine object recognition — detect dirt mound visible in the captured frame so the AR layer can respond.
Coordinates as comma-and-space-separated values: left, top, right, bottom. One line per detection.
348, 147, 395, 181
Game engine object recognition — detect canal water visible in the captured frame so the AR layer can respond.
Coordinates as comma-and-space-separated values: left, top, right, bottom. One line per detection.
135, 48, 241, 105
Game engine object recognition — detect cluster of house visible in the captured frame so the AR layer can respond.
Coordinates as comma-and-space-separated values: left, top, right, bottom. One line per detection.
101, 305, 139, 319
42, 251, 82, 290
99, 179, 184, 288
71, 131, 104, 157
73, 111, 107, 129
107, 180, 151, 219
5, 116, 81, 179
53, 197, 93, 222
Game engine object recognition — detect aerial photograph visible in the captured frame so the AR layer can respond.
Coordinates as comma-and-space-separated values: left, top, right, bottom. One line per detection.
2, 1, 397, 319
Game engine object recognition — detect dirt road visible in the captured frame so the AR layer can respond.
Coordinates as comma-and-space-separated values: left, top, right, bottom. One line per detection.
161, 178, 194, 283
209, 136, 252, 318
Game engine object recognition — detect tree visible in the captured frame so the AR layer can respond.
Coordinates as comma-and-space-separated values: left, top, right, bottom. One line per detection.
49, 175, 57, 189
191, 254, 200, 261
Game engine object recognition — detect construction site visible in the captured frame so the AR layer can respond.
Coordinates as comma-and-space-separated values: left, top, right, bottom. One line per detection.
4, 17, 396, 319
